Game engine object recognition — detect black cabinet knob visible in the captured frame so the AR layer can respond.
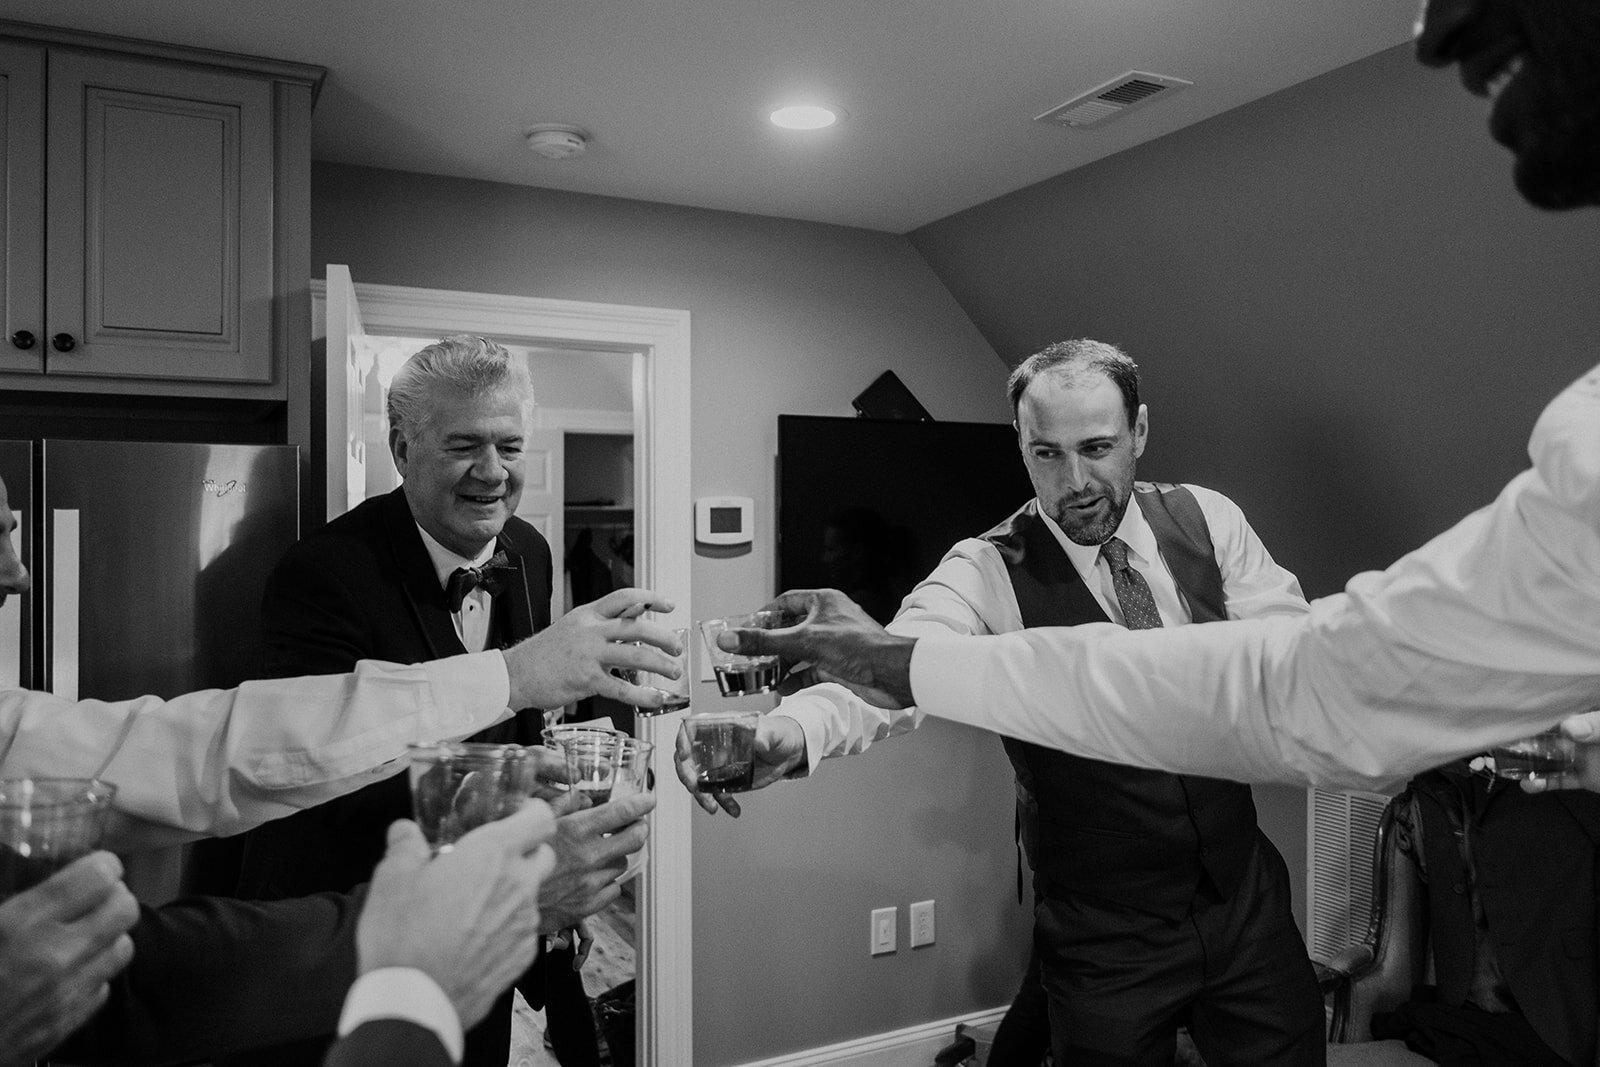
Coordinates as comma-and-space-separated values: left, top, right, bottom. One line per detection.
9, 330, 34, 350
51, 333, 76, 352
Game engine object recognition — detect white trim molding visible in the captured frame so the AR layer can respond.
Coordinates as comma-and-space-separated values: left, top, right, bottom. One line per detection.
311, 275, 694, 1067
729, 1007, 1010, 1067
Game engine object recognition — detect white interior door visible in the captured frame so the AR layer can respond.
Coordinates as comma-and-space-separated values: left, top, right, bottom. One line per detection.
513, 427, 564, 624
310, 272, 693, 1066
323, 264, 374, 523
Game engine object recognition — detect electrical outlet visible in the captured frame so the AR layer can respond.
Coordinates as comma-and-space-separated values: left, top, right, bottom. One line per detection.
910, 899, 935, 947
870, 906, 897, 956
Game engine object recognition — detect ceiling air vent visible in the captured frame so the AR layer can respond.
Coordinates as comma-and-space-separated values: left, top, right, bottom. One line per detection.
1035, 71, 1192, 129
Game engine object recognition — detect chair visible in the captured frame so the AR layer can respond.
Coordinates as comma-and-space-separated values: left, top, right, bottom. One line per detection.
1317, 785, 1600, 1067
1315, 792, 1433, 1065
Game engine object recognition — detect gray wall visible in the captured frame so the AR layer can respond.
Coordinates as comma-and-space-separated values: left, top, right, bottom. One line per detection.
909, 41, 1600, 912
310, 163, 1030, 1065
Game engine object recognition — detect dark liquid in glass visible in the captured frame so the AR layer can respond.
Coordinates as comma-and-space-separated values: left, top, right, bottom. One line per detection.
698, 761, 755, 793
1492, 750, 1571, 780
575, 781, 613, 805
714, 660, 779, 696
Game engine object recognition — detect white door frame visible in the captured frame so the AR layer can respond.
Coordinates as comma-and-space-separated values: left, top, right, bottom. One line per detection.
312, 277, 694, 1067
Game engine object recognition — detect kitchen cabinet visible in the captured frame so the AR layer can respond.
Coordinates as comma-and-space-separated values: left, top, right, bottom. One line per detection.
0, 22, 322, 400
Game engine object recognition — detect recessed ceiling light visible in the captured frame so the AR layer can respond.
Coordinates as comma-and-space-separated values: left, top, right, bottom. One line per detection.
769, 104, 840, 130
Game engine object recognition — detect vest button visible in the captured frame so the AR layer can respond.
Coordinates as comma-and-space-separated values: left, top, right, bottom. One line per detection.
1452, 882, 1466, 895
1200, 847, 1210, 858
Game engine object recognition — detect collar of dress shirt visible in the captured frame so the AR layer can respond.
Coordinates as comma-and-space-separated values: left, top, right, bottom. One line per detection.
1037, 495, 1160, 583
414, 522, 498, 592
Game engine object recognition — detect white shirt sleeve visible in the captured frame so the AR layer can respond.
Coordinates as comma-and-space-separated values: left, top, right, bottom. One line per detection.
0, 651, 513, 850
1186, 484, 1309, 621
337, 967, 463, 1064
908, 363, 1600, 792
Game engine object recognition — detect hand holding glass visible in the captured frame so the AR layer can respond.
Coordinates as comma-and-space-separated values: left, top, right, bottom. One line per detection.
683, 708, 762, 793
628, 626, 692, 714
407, 743, 534, 854
699, 611, 782, 696
0, 778, 117, 898
1489, 727, 1578, 781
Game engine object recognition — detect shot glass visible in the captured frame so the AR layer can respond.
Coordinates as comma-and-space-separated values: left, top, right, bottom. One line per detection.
629, 627, 692, 716
698, 611, 783, 697
1489, 727, 1578, 782
611, 738, 656, 797
0, 778, 118, 899
683, 708, 762, 793
407, 742, 531, 854
560, 733, 623, 806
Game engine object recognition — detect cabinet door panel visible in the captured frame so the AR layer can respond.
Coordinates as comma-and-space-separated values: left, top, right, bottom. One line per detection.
0, 42, 43, 374
46, 52, 273, 383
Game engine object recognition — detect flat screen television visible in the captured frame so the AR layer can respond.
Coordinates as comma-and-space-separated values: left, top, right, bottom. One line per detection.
777, 415, 1036, 622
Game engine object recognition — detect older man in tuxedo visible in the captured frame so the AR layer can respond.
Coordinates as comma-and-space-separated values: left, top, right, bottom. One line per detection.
233, 334, 622, 1067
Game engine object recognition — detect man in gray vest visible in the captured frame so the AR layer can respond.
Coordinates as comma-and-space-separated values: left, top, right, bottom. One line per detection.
687, 339, 1325, 1065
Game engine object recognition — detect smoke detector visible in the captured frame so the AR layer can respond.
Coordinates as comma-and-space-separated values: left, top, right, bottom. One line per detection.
525, 123, 589, 160
1035, 71, 1192, 129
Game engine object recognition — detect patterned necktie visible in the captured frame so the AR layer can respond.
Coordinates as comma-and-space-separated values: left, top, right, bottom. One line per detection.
1101, 537, 1163, 630
445, 550, 517, 613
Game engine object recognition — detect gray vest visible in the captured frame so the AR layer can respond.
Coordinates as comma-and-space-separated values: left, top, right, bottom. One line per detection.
984, 483, 1259, 919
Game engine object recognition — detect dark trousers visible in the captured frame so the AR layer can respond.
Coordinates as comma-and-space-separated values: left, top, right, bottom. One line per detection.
991, 947, 1051, 1066
1036, 837, 1324, 1067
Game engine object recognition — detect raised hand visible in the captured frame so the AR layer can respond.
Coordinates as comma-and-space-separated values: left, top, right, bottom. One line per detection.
503, 589, 683, 710
718, 589, 917, 709
357, 803, 558, 1031
675, 714, 807, 817
535, 790, 655, 932
0, 852, 139, 1066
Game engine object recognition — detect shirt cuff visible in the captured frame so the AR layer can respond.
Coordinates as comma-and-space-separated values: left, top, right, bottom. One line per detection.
908, 635, 989, 729
768, 708, 823, 776
337, 967, 464, 1064
426, 651, 513, 733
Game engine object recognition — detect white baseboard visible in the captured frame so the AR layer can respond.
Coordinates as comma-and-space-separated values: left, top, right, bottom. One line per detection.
729, 1006, 1010, 1067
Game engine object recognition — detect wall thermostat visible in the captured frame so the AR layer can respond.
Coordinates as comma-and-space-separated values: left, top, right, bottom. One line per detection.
695, 496, 754, 546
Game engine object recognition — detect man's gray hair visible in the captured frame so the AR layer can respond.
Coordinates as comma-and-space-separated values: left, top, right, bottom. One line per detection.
386, 334, 536, 439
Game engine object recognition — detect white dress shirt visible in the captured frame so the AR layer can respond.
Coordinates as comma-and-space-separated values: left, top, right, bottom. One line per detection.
905, 363, 1600, 794
0, 652, 513, 850
416, 524, 499, 654
775, 481, 1308, 774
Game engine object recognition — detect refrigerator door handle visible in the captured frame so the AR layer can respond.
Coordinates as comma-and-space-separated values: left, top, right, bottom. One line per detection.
51, 509, 80, 701
1, 509, 19, 689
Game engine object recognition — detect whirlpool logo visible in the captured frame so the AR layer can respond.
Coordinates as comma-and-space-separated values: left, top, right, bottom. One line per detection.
201, 478, 246, 498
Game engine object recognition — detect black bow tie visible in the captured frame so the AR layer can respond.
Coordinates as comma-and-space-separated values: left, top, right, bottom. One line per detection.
445, 551, 517, 612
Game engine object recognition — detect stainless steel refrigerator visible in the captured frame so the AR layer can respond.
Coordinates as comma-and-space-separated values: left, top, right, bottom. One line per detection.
0, 439, 298, 897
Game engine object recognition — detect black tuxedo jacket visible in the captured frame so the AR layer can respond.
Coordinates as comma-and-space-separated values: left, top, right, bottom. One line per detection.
237, 487, 553, 899
322, 1019, 454, 1067
224, 489, 572, 1067
50, 889, 360, 1065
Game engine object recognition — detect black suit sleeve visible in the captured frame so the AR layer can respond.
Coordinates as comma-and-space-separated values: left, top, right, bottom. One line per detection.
261, 543, 382, 679
322, 1019, 455, 1067
51, 889, 362, 1065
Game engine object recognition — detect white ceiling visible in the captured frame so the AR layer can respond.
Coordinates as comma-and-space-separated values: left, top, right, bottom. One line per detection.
1, 0, 1416, 234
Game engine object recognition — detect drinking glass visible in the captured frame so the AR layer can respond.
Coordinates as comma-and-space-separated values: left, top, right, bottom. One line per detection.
629, 627, 692, 716
560, 733, 623, 807
611, 738, 656, 797
683, 708, 762, 793
698, 611, 783, 697
1489, 727, 1578, 782
0, 778, 117, 899
407, 742, 532, 854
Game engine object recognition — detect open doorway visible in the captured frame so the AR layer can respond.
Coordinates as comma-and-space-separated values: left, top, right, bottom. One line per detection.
314, 268, 694, 1066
